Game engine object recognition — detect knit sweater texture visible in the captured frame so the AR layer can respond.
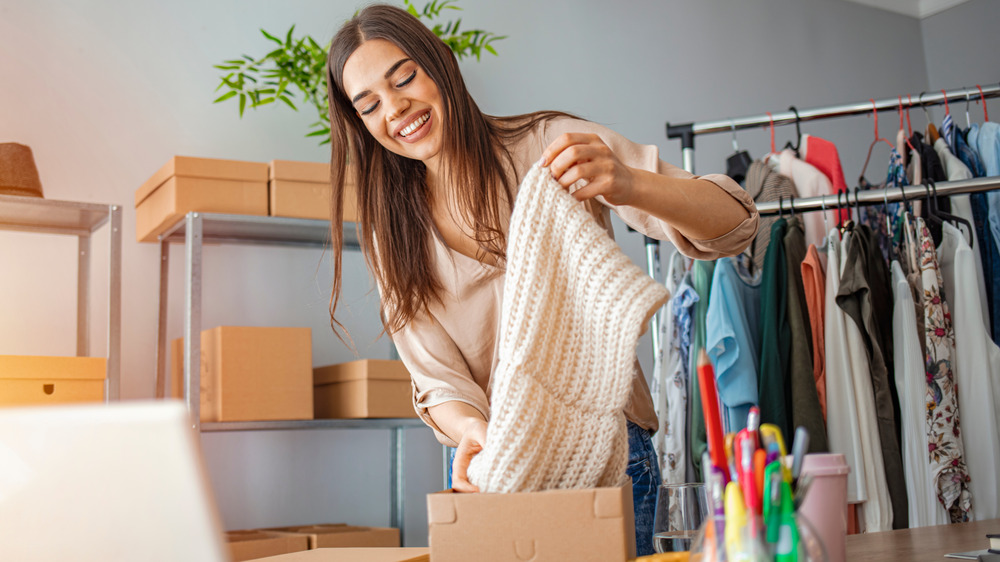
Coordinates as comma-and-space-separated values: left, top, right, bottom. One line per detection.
466, 163, 671, 493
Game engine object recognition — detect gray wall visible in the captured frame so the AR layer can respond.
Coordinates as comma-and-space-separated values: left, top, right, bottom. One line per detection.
1, 0, 996, 548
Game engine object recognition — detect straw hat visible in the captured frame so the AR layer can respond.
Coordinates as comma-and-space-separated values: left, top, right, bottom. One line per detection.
0, 143, 44, 198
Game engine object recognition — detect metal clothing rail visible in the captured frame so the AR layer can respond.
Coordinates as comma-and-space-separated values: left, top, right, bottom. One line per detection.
754, 176, 1000, 216
666, 83, 1000, 173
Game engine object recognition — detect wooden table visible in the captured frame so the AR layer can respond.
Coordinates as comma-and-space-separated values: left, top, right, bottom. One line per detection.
845, 519, 999, 561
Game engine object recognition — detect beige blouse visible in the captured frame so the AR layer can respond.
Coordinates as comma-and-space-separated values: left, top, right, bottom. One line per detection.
390, 117, 758, 447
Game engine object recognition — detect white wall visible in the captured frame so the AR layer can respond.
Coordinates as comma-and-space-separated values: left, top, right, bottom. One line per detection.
1, 0, 995, 548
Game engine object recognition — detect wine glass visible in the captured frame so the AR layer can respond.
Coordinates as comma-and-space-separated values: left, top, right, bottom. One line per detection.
652, 483, 709, 553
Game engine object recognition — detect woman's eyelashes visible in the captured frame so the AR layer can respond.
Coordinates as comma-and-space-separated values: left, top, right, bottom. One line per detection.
358, 70, 417, 116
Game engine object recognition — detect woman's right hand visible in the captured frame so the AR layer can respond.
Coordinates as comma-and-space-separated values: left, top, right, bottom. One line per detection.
451, 418, 488, 493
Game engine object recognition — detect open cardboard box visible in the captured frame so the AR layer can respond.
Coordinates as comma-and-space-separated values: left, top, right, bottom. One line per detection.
427, 483, 636, 562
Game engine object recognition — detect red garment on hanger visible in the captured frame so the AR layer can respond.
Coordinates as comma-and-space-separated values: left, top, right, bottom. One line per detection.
803, 134, 851, 223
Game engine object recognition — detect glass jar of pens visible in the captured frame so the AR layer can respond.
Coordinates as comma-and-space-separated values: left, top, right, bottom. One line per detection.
670, 350, 834, 562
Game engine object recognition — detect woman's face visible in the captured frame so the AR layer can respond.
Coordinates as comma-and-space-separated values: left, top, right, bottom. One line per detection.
342, 39, 445, 169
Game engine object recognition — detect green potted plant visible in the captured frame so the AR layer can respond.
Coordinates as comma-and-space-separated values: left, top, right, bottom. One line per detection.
213, 0, 505, 145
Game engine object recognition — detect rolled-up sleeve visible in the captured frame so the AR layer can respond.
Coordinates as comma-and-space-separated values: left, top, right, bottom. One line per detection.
540, 117, 759, 260
392, 305, 491, 447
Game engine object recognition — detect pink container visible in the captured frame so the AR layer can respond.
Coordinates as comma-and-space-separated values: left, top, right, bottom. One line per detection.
798, 453, 850, 562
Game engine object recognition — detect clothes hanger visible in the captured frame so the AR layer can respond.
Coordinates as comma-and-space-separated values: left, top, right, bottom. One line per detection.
858, 99, 896, 185
762, 111, 781, 170
976, 84, 990, 122
965, 90, 972, 130
919, 91, 941, 143
778, 195, 784, 219
898, 96, 917, 154
883, 181, 896, 263
782, 106, 802, 157
726, 119, 752, 184
925, 178, 974, 248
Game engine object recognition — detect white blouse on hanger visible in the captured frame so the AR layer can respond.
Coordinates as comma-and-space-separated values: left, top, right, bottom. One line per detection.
938, 221, 1000, 520
651, 250, 689, 484
891, 260, 949, 527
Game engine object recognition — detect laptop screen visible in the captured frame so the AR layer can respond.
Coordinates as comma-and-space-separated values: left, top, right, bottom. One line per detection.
0, 400, 228, 562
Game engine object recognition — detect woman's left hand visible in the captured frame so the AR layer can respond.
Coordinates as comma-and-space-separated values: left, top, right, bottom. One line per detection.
540, 132, 637, 206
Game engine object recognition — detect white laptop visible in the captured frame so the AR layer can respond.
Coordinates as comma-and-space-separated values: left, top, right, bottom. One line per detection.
0, 400, 228, 562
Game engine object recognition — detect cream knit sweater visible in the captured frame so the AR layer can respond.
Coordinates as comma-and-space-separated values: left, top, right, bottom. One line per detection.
467, 163, 671, 493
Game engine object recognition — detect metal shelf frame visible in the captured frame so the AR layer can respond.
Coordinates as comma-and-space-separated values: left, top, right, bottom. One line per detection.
152, 211, 422, 541
0, 194, 122, 400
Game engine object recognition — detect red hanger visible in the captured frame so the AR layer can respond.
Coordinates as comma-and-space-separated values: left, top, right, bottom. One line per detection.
859, 99, 896, 183
899, 96, 917, 153
977, 85, 990, 122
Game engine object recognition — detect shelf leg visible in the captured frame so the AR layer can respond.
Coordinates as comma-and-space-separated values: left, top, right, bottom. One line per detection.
155, 239, 170, 399
107, 205, 122, 401
184, 213, 203, 431
77, 234, 90, 359
390, 426, 405, 546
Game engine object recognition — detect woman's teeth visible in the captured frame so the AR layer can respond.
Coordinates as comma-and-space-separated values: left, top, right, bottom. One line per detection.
400, 113, 429, 137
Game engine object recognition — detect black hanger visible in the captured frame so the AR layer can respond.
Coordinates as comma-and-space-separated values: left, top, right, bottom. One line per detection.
926, 179, 974, 248
782, 106, 802, 157
789, 194, 795, 219
778, 195, 784, 218
726, 120, 752, 184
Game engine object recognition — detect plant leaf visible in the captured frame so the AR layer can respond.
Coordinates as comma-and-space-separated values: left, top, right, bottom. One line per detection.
213, 90, 238, 103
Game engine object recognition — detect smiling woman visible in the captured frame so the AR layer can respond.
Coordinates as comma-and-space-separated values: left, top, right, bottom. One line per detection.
323, 4, 758, 556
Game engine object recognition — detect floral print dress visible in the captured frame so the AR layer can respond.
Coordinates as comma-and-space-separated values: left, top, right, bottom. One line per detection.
915, 216, 973, 523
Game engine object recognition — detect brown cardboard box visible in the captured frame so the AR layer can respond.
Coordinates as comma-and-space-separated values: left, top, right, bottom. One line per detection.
172, 326, 313, 422
253, 548, 428, 562
313, 360, 415, 419
268, 160, 358, 222
135, 155, 269, 242
427, 484, 636, 562
0, 355, 106, 406
227, 530, 310, 561
266, 524, 399, 549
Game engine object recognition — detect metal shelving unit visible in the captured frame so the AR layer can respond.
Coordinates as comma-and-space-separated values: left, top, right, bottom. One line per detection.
0, 194, 122, 400
152, 211, 424, 542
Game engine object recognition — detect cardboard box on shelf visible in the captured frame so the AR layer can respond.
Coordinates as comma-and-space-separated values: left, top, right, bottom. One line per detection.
135, 155, 269, 242
0, 355, 106, 406
252, 547, 428, 562
227, 530, 310, 562
268, 160, 358, 222
265, 524, 399, 549
427, 484, 636, 562
171, 326, 313, 422
313, 360, 415, 419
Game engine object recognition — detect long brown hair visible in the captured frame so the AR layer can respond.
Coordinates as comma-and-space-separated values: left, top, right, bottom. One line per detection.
326, 4, 571, 341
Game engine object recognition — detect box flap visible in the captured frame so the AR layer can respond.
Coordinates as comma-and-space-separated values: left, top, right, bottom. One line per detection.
269, 160, 331, 182
314, 360, 410, 385
135, 156, 269, 207
426, 490, 458, 525
0, 355, 107, 381
593, 486, 625, 518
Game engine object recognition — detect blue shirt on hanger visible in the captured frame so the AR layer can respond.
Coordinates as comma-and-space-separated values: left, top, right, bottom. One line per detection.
706, 257, 761, 433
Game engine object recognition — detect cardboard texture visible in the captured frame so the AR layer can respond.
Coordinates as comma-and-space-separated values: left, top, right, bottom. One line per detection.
427, 484, 636, 562
227, 530, 310, 562
313, 360, 415, 419
266, 524, 399, 549
172, 327, 313, 422
268, 160, 358, 222
253, 547, 428, 562
0, 355, 106, 406
135, 155, 269, 242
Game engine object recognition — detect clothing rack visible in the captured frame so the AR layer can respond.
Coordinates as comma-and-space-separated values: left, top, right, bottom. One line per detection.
755, 176, 1000, 216
665, 83, 1000, 174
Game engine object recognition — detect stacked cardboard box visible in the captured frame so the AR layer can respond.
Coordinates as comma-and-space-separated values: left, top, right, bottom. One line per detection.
135, 155, 269, 242
171, 326, 313, 422
313, 360, 415, 419
227, 530, 310, 561
268, 160, 358, 222
265, 524, 399, 549
0, 355, 106, 406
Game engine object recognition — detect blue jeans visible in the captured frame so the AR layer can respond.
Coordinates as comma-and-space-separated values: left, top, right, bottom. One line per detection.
627, 420, 662, 557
